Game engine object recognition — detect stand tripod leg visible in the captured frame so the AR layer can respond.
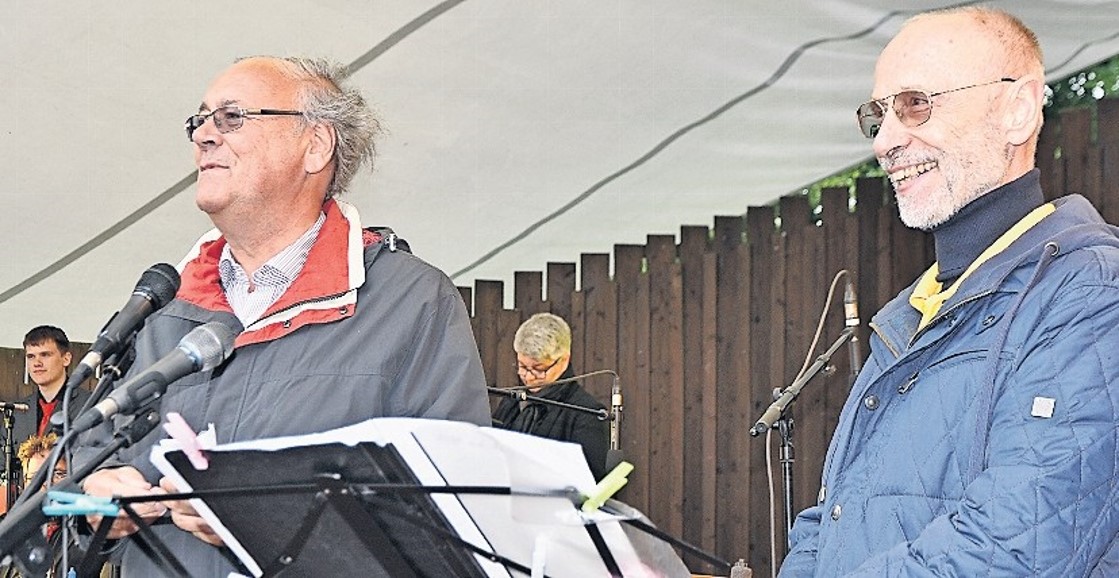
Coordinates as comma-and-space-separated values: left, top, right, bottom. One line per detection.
261, 489, 329, 577
120, 504, 190, 578
583, 523, 622, 578
76, 514, 115, 578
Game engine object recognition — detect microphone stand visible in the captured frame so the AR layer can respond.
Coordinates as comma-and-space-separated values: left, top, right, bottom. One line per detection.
749, 325, 855, 540
3, 407, 18, 513
0, 409, 162, 578
73, 347, 135, 418
488, 369, 621, 424
487, 388, 610, 421
490, 369, 625, 474
46, 345, 133, 576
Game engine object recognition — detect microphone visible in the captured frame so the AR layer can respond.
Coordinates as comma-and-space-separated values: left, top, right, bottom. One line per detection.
0, 402, 30, 412
604, 376, 626, 473
71, 322, 237, 434
486, 386, 526, 400
750, 391, 793, 437
844, 279, 863, 379
609, 378, 623, 445
66, 264, 181, 389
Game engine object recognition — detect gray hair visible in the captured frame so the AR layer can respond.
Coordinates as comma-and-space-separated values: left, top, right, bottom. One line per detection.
242, 56, 382, 198
514, 313, 572, 361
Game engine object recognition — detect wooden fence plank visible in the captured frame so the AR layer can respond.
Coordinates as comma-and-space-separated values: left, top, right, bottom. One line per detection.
778, 195, 829, 515
495, 309, 522, 392
746, 204, 782, 576
818, 186, 859, 535
1059, 107, 1093, 204
713, 215, 752, 567
854, 177, 885, 316
474, 280, 504, 388
1037, 111, 1063, 200
646, 235, 684, 538
1096, 98, 1119, 224
513, 271, 545, 321
679, 225, 716, 571
614, 244, 650, 510
579, 253, 617, 405
547, 262, 576, 322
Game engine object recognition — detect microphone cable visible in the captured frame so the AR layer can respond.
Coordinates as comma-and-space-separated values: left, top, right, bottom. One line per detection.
763, 268, 849, 578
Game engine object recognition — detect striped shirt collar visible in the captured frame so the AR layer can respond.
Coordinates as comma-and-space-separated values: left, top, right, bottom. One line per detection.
218, 212, 326, 326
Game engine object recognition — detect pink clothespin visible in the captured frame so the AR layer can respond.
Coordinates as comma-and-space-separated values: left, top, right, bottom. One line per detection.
163, 412, 209, 470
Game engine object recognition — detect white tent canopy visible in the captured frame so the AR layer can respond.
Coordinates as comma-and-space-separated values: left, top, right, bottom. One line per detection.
2, 1, 1117, 347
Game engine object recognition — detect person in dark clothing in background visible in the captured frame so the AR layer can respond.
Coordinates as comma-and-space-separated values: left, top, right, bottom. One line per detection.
18, 327, 91, 443
493, 313, 609, 480
3, 326, 91, 495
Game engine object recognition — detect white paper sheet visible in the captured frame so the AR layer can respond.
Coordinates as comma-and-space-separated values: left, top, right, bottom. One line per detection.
150, 417, 670, 578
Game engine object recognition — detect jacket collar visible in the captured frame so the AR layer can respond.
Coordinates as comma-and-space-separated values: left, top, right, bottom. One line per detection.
872, 194, 1119, 352
174, 199, 369, 347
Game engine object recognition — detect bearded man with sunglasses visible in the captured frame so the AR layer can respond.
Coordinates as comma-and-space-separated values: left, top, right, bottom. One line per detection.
780, 7, 1119, 577
76, 56, 490, 577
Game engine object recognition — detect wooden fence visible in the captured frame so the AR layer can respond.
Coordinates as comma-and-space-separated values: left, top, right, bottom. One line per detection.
461, 98, 1119, 576
0, 99, 1114, 576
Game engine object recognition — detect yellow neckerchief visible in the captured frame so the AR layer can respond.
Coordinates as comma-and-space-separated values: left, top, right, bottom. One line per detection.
909, 202, 1055, 330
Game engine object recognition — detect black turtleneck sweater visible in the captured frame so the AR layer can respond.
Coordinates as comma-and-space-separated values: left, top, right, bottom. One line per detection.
930, 169, 1045, 284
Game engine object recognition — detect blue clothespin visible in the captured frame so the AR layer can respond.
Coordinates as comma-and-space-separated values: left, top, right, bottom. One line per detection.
43, 490, 120, 517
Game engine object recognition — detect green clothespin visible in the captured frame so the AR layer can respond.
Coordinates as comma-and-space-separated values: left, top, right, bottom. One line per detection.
581, 461, 634, 513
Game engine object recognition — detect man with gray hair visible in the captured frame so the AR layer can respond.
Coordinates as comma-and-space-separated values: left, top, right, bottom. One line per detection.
493, 313, 609, 479
79, 56, 489, 577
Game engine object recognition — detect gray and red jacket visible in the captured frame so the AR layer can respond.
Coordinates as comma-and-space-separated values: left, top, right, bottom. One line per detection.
79, 199, 489, 577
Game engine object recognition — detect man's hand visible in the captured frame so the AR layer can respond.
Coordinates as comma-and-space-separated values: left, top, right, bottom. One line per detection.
160, 477, 224, 547
82, 466, 168, 539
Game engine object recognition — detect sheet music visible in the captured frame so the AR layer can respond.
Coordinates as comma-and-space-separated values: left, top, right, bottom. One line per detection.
150, 417, 674, 578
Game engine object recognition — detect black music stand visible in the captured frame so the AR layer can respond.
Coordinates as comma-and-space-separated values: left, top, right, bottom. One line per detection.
150, 418, 689, 578
160, 441, 488, 578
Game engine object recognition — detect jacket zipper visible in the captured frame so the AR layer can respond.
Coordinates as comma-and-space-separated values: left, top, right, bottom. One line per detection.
243, 288, 354, 332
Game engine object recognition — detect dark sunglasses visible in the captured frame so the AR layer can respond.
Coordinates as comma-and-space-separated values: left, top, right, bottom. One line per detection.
856, 77, 1016, 139
185, 106, 304, 141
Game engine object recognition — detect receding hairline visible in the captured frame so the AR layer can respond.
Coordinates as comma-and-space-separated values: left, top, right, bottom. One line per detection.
233, 56, 341, 95
904, 7, 1044, 79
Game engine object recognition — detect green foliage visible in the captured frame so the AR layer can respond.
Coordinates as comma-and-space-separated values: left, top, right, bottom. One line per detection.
1045, 54, 1119, 109
797, 53, 1119, 217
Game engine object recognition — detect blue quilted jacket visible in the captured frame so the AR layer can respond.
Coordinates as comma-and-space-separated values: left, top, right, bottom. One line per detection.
780, 194, 1119, 577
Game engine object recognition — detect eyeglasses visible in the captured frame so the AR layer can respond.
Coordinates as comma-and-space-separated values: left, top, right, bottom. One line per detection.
516, 357, 561, 379
856, 78, 1016, 139
24, 468, 66, 485
185, 106, 304, 141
